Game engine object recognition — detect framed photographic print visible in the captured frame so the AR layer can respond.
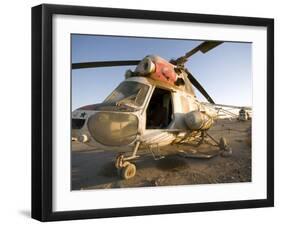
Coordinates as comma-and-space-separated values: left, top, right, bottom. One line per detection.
32, 4, 274, 221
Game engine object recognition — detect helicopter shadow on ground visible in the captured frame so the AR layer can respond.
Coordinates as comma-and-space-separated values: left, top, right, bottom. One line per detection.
71, 146, 216, 190
71, 149, 119, 190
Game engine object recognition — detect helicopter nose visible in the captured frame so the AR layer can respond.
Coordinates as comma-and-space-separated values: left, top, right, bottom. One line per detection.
87, 112, 138, 146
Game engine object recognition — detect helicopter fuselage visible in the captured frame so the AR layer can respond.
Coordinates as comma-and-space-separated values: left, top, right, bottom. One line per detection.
72, 76, 217, 153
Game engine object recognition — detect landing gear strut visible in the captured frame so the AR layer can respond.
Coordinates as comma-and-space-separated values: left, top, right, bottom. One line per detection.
197, 131, 232, 157
115, 141, 140, 180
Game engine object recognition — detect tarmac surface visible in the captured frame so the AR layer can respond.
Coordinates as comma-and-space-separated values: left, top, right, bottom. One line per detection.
71, 119, 251, 190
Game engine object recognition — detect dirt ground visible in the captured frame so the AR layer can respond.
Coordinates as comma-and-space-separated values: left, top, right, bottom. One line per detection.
71, 119, 251, 190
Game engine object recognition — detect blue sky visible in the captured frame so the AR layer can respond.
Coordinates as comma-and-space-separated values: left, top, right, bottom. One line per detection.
72, 34, 252, 110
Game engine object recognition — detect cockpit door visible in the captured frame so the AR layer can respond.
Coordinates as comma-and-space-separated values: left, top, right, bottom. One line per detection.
141, 86, 176, 146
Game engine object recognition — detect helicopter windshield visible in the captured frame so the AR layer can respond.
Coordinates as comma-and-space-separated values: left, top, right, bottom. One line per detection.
104, 81, 149, 107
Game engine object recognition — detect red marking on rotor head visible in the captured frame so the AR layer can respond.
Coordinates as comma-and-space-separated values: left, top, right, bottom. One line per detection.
150, 58, 177, 85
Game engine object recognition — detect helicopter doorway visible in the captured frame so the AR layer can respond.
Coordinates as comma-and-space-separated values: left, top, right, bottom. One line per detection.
146, 87, 173, 129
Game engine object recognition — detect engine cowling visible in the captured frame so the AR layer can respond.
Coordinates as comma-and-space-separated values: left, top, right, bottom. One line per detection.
184, 110, 214, 130
135, 56, 156, 75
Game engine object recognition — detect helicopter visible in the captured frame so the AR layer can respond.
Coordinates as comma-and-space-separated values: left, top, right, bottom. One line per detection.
71, 40, 247, 180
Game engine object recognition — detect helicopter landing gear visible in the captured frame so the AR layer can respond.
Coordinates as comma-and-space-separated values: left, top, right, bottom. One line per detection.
115, 141, 140, 180
219, 137, 232, 157
197, 131, 232, 157
121, 163, 136, 180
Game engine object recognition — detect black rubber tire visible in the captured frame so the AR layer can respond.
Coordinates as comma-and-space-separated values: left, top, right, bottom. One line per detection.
121, 163, 136, 180
221, 147, 233, 157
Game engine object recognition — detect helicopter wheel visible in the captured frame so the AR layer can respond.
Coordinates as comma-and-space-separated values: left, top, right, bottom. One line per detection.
219, 137, 232, 157
121, 163, 136, 180
221, 148, 232, 157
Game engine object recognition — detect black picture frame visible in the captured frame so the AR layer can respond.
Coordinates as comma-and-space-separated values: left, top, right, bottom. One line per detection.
32, 3, 274, 222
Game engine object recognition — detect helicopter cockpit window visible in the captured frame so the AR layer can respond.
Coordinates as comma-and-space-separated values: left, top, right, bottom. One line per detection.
104, 81, 149, 107
146, 87, 173, 129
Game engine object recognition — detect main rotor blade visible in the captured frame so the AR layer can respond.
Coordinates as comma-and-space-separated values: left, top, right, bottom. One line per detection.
72, 60, 140, 69
198, 41, 223, 53
186, 70, 215, 104
184, 41, 223, 59
204, 103, 252, 110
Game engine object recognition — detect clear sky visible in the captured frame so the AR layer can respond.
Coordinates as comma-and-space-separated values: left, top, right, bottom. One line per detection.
71, 34, 252, 110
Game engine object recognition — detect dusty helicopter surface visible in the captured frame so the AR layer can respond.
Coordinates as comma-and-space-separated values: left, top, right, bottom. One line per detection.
71, 41, 252, 182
